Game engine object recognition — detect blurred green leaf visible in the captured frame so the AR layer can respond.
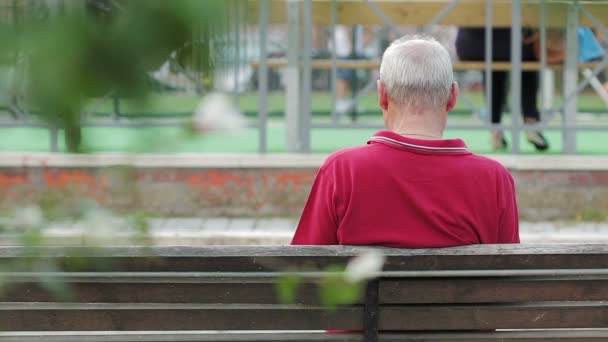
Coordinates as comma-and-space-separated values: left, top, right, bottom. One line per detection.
0, 0, 228, 152
131, 211, 153, 246
276, 273, 301, 304
319, 265, 364, 310
39, 275, 74, 302
19, 226, 44, 252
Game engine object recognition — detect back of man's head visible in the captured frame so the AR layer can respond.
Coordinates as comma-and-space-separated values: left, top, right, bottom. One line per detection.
379, 35, 454, 114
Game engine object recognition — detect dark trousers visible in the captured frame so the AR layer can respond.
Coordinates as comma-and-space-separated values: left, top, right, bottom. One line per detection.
485, 71, 539, 124
455, 28, 540, 124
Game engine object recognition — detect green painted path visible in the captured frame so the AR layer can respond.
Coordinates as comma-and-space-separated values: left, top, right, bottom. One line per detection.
2, 124, 608, 155
2, 92, 608, 154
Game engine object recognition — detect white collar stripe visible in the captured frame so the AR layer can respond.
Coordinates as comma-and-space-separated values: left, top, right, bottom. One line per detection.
370, 136, 469, 152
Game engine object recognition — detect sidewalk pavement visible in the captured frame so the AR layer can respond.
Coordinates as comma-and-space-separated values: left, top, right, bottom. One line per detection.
2, 217, 608, 245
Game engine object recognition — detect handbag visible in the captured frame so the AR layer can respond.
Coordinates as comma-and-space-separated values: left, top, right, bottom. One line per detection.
528, 29, 566, 64
578, 27, 604, 63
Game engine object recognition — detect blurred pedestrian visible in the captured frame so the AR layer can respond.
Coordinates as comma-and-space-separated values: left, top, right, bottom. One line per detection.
456, 28, 549, 151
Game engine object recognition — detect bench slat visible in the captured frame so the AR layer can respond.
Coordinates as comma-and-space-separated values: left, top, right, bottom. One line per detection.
1, 244, 608, 272
1, 331, 608, 342
0, 304, 362, 331
0, 245, 605, 258
3, 277, 608, 304
0, 282, 327, 305
381, 277, 608, 304
5, 254, 604, 272
1, 302, 608, 331
381, 302, 608, 330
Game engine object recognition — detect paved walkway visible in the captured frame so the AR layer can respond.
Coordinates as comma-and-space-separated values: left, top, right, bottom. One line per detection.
2, 217, 608, 245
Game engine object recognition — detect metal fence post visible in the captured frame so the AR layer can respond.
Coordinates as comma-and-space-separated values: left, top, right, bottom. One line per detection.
484, 0, 492, 127
286, 0, 302, 152
300, 0, 312, 152
49, 125, 59, 152
284, 0, 312, 153
563, 1, 579, 154
233, 0, 241, 105
330, 0, 339, 123
509, 0, 522, 154
539, 0, 548, 121
258, 0, 269, 153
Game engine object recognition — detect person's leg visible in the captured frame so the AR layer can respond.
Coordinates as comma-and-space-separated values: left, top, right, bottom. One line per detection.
521, 71, 540, 122
335, 68, 354, 115
488, 71, 508, 149
336, 78, 350, 98
457, 29, 508, 149
334, 25, 354, 116
490, 71, 507, 124
521, 71, 549, 150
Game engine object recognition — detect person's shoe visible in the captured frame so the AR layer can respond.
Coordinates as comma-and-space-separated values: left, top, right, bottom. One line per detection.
335, 99, 353, 116
525, 131, 549, 151
491, 132, 508, 150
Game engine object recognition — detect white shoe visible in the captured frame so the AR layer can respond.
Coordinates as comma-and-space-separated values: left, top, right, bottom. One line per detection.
335, 99, 353, 116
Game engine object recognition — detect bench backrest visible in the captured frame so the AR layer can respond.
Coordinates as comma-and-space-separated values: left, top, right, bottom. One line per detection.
0, 244, 607, 341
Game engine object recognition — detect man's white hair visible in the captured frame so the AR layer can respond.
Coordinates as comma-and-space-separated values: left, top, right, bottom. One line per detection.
379, 35, 453, 112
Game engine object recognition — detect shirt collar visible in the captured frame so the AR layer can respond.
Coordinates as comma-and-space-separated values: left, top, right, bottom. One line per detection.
367, 130, 471, 155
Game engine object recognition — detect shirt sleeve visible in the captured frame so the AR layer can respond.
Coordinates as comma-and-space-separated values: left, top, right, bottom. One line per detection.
291, 166, 339, 245
497, 172, 520, 243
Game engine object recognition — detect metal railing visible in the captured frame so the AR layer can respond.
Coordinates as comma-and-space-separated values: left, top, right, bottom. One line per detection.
2, 0, 608, 154
254, 0, 608, 154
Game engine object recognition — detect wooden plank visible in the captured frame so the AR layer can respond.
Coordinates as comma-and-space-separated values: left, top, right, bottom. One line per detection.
0, 245, 607, 272
2, 302, 608, 331
0, 281, 332, 305
1, 331, 608, 342
0, 255, 591, 272
380, 277, 608, 303
0, 303, 362, 331
39, 254, 608, 272
1, 244, 607, 258
246, 0, 608, 28
250, 59, 601, 71
379, 302, 608, 330
4, 277, 608, 305
0, 332, 362, 342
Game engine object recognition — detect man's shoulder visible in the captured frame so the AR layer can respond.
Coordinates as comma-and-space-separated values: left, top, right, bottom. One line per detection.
466, 153, 513, 178
322, 144, 378, 169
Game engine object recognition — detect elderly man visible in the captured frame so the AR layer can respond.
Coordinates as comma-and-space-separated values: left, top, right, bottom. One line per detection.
292, 35, 519, 247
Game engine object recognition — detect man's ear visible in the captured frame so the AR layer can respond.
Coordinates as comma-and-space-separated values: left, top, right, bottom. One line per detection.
446, 82, 459, 112
377, 80, 389, 110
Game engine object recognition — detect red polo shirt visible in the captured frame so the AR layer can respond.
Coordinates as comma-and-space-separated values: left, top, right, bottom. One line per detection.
292, 130, 519, 247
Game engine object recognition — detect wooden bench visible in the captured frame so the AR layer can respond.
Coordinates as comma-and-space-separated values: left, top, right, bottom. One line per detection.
0, 244, 607, 341
252, 59, 602, 71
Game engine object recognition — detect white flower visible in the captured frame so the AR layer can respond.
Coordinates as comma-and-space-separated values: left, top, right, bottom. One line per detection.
192, 92, 245, 132
13, 205, 44, 227
344, 250, 386, 283
80, 209, 128, 244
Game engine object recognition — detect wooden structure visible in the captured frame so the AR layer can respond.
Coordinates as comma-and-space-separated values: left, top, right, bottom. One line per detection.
250, 0, 608, 154
247, 0, 608, 28
252, 59, 602, 71
1, 244, 608, 341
